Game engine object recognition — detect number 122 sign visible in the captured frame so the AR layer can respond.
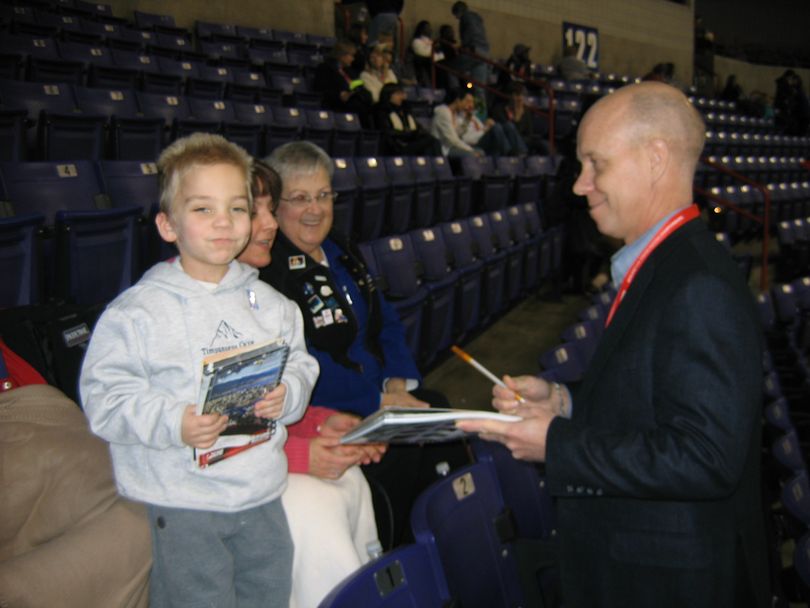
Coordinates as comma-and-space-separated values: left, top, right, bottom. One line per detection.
563, 22, 599, 70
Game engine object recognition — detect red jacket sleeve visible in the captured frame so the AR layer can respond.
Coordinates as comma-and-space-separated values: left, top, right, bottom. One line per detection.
284, 406, 339, 474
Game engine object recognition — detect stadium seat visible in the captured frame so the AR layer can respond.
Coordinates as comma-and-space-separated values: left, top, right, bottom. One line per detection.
330, 157, 359, 241
408, 226, 458, 364
0, 109, 27, 161
360, 236, 425, 361
459, 155, 511, 212
505, 204, 542, 292
407, 156, 439, 227
0, 213, 45, 307
73, 85, 139, 119
438, 219, 483, 336
410, 461, 527, 608
302, 109, 335, 157
0, 160, 140, 303
466, 214, 508, 321
431, 156, 470, 219
487, 210, 525, 302
354, 157, 389, 241
331, 112, 361, 158
265, 106, 303, 154
318, 543, 449, 608
383, 157, 416, 235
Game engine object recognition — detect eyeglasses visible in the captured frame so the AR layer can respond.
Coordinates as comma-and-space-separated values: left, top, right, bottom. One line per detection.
279, 191, 338, 206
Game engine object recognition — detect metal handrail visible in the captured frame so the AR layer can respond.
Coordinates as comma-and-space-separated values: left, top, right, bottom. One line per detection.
693, 157, 772, 291
429, 45, 557, 155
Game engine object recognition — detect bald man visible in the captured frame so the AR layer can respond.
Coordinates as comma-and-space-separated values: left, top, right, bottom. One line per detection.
458, 82, 769, 607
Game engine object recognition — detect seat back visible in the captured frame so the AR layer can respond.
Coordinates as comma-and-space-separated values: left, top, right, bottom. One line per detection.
318, 543, 449, 608
0, 214, 45, 307
74, 85, 140, 119
410, 461, 526, 608
355, 157, 389, 241
0, 160, 104, 224
383, 157, 416, 234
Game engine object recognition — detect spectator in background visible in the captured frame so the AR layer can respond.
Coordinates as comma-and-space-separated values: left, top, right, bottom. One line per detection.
432, 88, 525, 157
435, 24, 460, 91
366, 0, 403, 64
497, 43, 532, 90
490, 81, 545, 153
774, 69, 809, 136
451, 1, 491, 109
557, 45, 591, 81
360, 43, 399, 103
313, 40, 374, 127
720, 74, 743, 104
347, 22, 370, 75
374, 82, 441, 155
408, 20, 444, 87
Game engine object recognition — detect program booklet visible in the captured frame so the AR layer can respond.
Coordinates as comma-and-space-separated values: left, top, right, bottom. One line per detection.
195, 339, 290, 468
339, 407, 521, 445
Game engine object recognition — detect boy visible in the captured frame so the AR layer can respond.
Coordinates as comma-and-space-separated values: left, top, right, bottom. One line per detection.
80, 133, 319, 607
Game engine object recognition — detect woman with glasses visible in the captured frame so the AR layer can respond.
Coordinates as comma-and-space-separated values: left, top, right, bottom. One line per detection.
259, 141, 471, 550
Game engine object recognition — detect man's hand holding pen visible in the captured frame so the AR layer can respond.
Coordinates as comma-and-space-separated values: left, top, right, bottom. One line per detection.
456, 375, 569, 463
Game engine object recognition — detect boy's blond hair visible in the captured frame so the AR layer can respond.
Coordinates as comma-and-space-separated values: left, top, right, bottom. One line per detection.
157, 132, 254, 215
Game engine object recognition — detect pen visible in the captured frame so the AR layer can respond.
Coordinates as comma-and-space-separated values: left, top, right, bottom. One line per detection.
450, 345, 525, 403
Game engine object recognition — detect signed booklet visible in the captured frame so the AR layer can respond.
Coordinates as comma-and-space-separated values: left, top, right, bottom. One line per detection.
339, 407, 521, 445
195, 339, 289, 468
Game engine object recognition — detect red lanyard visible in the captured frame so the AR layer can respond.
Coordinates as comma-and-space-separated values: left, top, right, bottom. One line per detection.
604, 204, 700, 328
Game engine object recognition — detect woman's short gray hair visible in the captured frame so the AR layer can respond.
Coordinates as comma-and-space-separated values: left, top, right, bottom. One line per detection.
264, 141, 334, 185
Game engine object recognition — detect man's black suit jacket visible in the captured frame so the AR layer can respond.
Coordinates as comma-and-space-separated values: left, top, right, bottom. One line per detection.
546, 218, 769, 607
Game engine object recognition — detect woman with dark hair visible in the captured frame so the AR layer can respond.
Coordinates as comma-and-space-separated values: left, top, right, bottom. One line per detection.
408, 20, 443, 87
434, 23, 460, 90
374, 82, 441, 155
239, 160, 384, 608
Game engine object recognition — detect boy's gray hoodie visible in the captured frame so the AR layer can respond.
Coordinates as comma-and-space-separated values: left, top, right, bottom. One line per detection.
80, 259, 319, 512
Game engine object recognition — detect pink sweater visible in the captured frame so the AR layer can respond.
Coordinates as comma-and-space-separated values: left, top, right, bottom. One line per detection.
284, 405, 339, 474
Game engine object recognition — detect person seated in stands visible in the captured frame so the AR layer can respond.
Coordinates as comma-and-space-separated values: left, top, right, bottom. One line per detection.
346, 22, 370, 75
408, 20, 444, 87
435, 23, 460, 91
80, 133, 319, 608
259, 141, 472, 549
496, 43, 532, 90
360, 43, 399, 103
557, 44, 592, 81
238, 160, 383, 608
490, 81, 545, 153
432, 87, 526, 157
314, 40, 374, 128
374, 82, 442, 155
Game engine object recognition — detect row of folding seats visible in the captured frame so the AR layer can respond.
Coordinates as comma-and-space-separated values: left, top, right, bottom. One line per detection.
697, 156, 809, 189
0, 158, 161, 307
322, 437, 559, 606
701, 181, 810, 240
357, 204, 563, 367
331, 154, 559, 243
1, 4, 334, 57
0, 153, 562, 306
0, 80, 378, 160
0, 35, 322, 104
704, 130, 810, 157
